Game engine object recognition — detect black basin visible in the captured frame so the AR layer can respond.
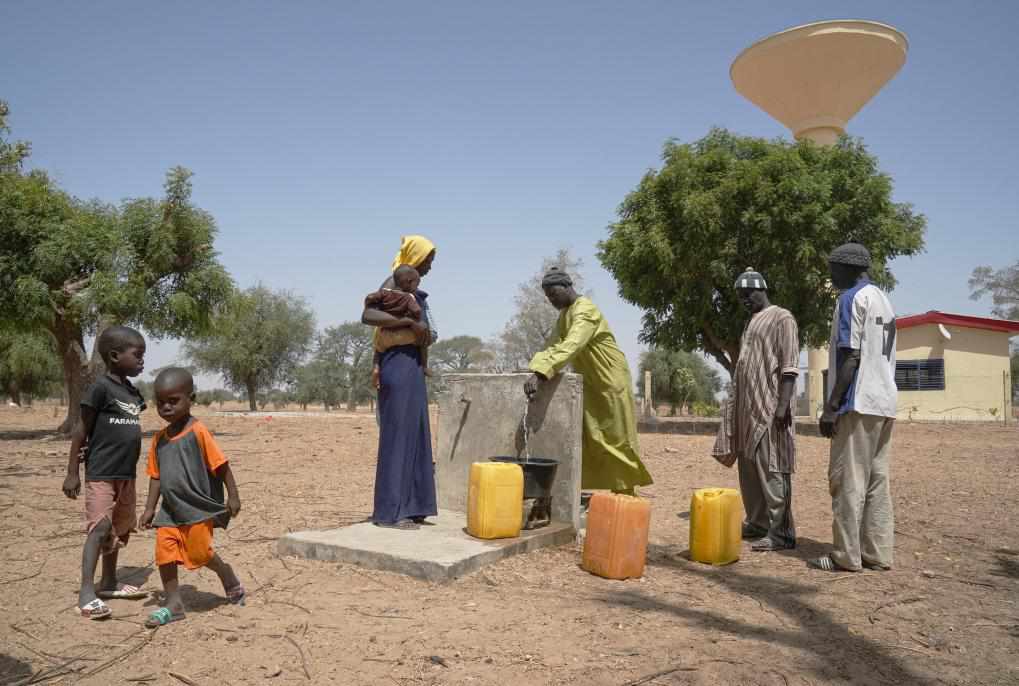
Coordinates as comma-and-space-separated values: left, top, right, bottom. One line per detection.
489, 457, 559, 529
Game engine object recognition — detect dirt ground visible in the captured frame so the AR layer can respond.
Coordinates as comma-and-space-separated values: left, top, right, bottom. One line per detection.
1, 404, 1017, 686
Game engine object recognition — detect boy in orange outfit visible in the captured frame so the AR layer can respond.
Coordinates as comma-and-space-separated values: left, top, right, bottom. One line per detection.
140, 367, 243, 627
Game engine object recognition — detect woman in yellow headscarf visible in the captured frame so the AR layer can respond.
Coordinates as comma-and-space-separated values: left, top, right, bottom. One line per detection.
361, 235, 438, 529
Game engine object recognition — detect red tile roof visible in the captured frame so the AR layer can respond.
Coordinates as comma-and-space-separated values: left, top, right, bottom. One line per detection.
897, 311, 1019, 334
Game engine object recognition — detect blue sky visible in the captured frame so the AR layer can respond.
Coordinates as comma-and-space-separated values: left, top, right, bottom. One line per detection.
5, 2, 1017, 385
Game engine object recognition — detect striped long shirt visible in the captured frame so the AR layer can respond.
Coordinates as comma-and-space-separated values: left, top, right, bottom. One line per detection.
714, 306, 800, 473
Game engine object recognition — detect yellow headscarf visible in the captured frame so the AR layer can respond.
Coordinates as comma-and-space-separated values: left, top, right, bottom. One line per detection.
391, 235, 436, 271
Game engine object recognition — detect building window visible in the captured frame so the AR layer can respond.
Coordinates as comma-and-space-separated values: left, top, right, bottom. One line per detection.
895, 359, 945, 391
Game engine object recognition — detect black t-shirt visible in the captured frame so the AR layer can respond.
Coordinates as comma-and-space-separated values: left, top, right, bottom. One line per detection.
82, 375, 147, 481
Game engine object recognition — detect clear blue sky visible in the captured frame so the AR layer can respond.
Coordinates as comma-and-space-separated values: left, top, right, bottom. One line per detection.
5, 2, 1018, 384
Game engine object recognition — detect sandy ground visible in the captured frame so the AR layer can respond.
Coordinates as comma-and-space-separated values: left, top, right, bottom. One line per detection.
1, 403, 1017, 686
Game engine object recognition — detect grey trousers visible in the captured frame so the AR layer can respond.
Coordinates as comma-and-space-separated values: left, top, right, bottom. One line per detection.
737, 437, 795, 546
829, 412, 895, 571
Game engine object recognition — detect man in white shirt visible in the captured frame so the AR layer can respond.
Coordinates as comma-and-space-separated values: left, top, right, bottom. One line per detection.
813, 243, 897, 572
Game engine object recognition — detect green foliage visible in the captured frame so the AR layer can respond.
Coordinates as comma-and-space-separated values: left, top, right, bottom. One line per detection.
431, 335, 492, 372
969, 260, 1019, 321
0, 103, 233, 430
0, 329, 62, 404
598, 129, 926, 373
691, 401, 720, 418
638, 348, 720, 415
194, 389, 236, 407
315, 322, 375, 409
496, 249, 586, 371
185, 286, 316, 410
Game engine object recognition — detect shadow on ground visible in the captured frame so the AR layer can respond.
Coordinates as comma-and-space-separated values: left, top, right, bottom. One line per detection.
992, 547, 1019, 580
143, 584, 233, 614
606, 546, 925, 684
0, 653, 34, 685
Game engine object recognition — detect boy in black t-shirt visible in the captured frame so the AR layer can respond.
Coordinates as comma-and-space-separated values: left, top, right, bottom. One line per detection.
62, 326, 149, 619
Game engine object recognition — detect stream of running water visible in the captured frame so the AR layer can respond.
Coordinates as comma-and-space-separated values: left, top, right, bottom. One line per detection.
521, 401, 531, 463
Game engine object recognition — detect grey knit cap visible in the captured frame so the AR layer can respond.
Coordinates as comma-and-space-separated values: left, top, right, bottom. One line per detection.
541, 267, 573, 289
829, 242, 871, 267
734, 267, 768, 290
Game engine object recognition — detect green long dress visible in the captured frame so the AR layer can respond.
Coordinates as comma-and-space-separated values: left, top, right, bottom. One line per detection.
529, 297, 653, 493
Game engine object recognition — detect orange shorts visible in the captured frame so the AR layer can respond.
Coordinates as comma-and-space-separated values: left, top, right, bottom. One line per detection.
155, 520, 215, 570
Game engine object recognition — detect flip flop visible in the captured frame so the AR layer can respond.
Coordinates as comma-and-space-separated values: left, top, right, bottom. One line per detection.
145, 607, 185, 628
225, 584, 246, 606
97, 584, 148, 600
79, 598, 112, 620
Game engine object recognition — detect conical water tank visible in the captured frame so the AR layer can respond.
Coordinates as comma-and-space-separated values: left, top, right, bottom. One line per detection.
730, 20, 908, 145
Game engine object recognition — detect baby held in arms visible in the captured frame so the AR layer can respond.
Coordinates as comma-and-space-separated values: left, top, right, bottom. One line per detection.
364, 265, 429, 373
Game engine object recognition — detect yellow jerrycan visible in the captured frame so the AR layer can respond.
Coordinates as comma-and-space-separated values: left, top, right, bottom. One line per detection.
582, 493, 651, 580
689, 487, 743, 565
467, 462, 524, 539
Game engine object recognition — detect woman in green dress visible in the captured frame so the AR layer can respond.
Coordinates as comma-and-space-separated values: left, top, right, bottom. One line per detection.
523, 268, 653, 495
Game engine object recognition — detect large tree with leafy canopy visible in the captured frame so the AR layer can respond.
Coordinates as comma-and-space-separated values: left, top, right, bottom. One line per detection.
185, 286, 316, 411
598, 129, 926, 374
431, 335, 493, 372
637, 348, 720, 415
0, 101, 233, 431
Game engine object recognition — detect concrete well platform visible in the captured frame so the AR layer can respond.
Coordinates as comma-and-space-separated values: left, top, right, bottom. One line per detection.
277, 510, 574, 583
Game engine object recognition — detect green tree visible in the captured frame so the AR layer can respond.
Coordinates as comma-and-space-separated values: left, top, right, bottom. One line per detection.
638, 348, 720, 415
431, 335, 493, 372
0, 102, 232, 431
316, 322, 375, 410
969, 260, 1019, 321
185, 286, 315, 411
0, 329, 62, 405
497, 248, 586, 371
599, 129, 926, 374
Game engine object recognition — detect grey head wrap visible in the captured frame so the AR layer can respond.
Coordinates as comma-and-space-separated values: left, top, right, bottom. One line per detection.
734, 267, 768, 290
829, 243, 871, 268
541, 267, 573, 289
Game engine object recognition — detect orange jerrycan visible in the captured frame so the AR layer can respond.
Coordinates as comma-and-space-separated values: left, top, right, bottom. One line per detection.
582, 493, 651, 580
467, 462, 523, 539
689, 487, 742, 565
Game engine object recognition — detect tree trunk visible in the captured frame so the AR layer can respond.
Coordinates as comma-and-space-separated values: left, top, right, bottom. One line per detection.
8, 383, 21, 407
347, 386, 357, 412
53, 319, 90, 434
245, 379, 257, 411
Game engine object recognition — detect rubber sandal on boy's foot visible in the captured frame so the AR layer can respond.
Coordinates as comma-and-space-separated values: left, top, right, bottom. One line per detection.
807, 555, 856, 572
97, 584, 148, 600
374, 520, 420, 530
225, 584, 246, 606
79, 598, 112, 620
145, 607, 185, 628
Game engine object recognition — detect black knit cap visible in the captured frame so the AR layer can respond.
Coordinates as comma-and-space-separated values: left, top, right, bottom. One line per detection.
541, 267, 573, 289
829, 242, 871, 268
734, 267, 768, 290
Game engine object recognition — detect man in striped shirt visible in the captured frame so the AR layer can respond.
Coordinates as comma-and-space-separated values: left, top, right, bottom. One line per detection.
718, 268, 800, 551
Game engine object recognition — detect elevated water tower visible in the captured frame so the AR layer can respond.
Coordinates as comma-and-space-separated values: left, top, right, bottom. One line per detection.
730, 20, 908, 415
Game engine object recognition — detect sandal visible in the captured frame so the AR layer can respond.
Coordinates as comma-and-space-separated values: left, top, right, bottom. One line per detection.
374, 520, 420, 530
225, 584, 246, 606
807, 555, 856, 572
97, 584, 148, 600
79, 598, 112, 620
145, 607, 185, 628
